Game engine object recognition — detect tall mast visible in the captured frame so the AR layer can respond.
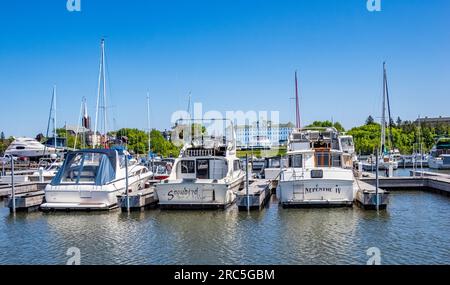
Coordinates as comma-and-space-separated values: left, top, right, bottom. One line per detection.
385, 64, 394, 152
380, 63, 386, 156
295, 71, 301, 129
147, 91, 151, 156
53, 85, 57, 151
102, 39, 108, 146
43, 86, 56, 156
94, 39, 108, 148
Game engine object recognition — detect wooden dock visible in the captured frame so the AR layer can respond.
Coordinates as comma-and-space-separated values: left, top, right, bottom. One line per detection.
0, 182, 48, 198
354, 179, 389, 210
4, 190, 45, 213
360, 175, 450, 197
236, 179, 272, 211
118, 186, 158, 211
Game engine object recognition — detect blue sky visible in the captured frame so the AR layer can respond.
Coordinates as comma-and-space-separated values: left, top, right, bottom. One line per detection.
0, 0, 449, 136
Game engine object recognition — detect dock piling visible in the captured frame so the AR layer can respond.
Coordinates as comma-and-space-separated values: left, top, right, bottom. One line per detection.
375, 150, 379, 211
245, 154, 250, 212
125, 155, 130, 213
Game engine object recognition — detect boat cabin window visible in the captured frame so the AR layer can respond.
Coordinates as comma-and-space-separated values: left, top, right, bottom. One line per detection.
315, 151, 342, 167
288, 154, 303, 168
196, 159, 209, 179
181, 160, 195, 174
178, 159, 228, 179
233, 160, 241, 171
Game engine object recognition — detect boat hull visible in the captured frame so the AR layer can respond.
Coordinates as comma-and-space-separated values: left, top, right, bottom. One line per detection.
155, 176, 244, 210
41, 176, 149, 211
277, 178, 355, 208
428, 157, 450, 169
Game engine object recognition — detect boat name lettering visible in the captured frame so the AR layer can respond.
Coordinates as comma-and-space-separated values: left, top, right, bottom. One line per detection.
168, 187, 201, 200
305, 187, 341, 194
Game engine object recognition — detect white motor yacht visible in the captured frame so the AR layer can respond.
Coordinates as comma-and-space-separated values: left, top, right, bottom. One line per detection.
41, 148, 152, 211
428, 138, 450, 169
277, 127, 356, 208
5, 137, 57, 158
155, 120, 245, 209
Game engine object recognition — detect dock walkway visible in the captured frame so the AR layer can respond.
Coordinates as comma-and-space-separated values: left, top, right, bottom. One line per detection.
236, 179, 272, 211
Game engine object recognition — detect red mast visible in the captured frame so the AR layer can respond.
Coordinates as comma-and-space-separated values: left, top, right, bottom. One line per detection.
295, 71, 301, 129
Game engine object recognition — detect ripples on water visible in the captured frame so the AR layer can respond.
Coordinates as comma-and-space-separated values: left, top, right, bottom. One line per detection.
0, 191, 449, 265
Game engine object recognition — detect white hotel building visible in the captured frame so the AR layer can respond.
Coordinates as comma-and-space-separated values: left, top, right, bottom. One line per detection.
235, 121, 295, 149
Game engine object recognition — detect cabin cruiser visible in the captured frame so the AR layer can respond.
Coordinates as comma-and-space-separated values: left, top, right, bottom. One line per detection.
428, 138, 450, 169
41, 148, 152, 210
5, 137, 57, 158
155, 121, 245, 209
277, 127, 356, 208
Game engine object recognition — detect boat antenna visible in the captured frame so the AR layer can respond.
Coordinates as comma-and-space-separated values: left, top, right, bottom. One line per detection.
295, 70, 301, 129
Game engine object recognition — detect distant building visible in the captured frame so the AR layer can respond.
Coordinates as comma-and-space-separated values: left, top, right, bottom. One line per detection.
64, 125, 90, 136
415, 116, 450, 127
235, 121, 295, 148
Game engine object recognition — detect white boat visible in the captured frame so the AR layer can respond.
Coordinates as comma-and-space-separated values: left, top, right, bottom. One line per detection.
428, 138, 450, 169
5, 137, 57, 158
0, 159, 62, 184
277, 127, 356, 208
41, 149, 152, 210
155, 120, 245, 209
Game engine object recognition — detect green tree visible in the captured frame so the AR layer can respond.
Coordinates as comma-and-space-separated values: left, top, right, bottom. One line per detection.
306, 121, 345, 132
116, 128, 180, 157
365, 115, 375, 125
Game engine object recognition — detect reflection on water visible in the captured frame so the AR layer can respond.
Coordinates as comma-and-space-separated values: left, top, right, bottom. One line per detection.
0, 192, 449, 265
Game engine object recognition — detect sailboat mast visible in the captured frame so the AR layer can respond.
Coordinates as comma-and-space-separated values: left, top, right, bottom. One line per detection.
102, 39, 108, 147
53, 85, 57, 151
380, 63, 386, 156
385, 65, 394, 152
94, 39, 108, 148
147, 92, 151, 156
295, 71, 301, 129
94, 40, 103, 148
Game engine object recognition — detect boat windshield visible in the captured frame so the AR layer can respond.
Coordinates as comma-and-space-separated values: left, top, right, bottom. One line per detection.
51, 152, 116, 185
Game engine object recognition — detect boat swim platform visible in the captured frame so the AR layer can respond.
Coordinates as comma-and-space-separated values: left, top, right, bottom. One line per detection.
158, 202, 234, 210
281, 200, 353, 208
236, 179, 273, 211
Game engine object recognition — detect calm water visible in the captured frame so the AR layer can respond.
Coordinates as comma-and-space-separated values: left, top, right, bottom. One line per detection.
0, 192, 449, 265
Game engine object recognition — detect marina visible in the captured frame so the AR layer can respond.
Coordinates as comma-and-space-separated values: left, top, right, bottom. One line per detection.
0, 1, 449, 269
1, 188, 449, 265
